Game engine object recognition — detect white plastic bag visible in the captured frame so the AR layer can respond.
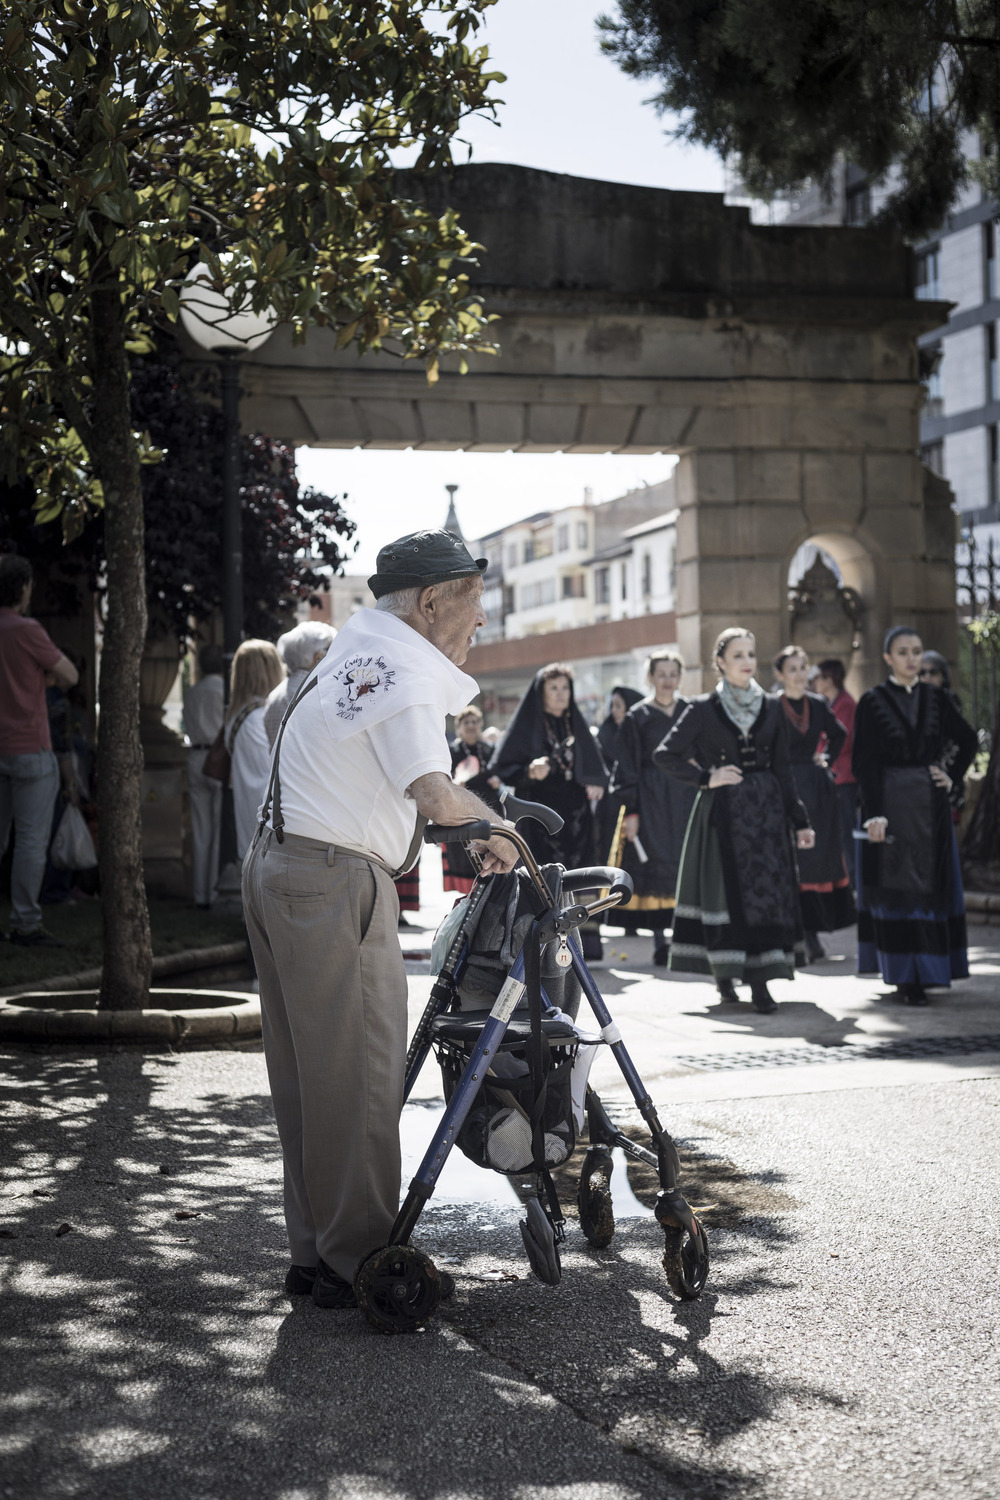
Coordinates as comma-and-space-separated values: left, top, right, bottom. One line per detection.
50, 804, 98, 872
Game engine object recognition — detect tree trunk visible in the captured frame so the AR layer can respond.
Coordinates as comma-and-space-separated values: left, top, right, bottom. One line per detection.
90, 284, 153, 1009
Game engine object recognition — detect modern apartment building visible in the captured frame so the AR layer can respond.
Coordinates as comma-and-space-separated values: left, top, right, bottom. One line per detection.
727, 139, 1000, 548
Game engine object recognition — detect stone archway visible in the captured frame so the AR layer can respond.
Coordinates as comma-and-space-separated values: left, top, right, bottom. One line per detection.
220, 164, 955, 691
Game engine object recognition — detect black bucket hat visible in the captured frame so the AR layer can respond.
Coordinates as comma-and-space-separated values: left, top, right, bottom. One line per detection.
368, 530, 488, 599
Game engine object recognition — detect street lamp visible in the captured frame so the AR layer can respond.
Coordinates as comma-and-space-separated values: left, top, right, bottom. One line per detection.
179, 264, 276, 900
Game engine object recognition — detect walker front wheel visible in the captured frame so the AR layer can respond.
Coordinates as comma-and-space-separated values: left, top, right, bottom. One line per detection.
354, 1244, 442, 1334
578, 1146, 615, 1248
520, 1196, 562, 1286
662, 1220, 710, 1300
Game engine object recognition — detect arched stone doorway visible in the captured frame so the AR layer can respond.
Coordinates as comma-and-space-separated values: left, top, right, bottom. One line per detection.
221, 165, 955, 691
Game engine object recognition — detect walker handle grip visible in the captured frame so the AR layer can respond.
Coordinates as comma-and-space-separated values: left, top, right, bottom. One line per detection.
561, 866, 634, 904
424, 820, 492, 845
500, 790, 565, 835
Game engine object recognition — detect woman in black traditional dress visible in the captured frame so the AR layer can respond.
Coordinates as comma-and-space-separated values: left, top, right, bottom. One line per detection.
854, 627, 977, 1005
441, 704, 503, 895
489, 662, 609, 958
610, 651, 698, 966
653, 628, 814, 1014
596, 684, 644, 867
772, 645, 856, 963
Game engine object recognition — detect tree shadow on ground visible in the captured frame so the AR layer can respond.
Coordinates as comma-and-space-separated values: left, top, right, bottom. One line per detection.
1, 1047, 841, 1500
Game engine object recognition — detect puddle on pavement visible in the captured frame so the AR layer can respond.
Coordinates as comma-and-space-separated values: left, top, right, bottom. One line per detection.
399, 1101, 653, 1218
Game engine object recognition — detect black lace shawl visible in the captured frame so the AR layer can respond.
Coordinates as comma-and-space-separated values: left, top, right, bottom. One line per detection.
489, 670, 609, 788
852, 681, 977, 820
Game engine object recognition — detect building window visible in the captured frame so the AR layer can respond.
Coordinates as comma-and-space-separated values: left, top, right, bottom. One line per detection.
845, 181, 870, 226
619, 562, 628, 601
505, 544, 518, 570
576, 521, 588, 549
922, 343, 944, 416
561, 573, 585, 600
667, 540, 677, 596
915, 246, 941, 300
521, 579, 556, 610
594, 567, 610, 605
920, 442, 944, 477
503, 584, 515, 615
987, 222, 997, 302
523, 539, 534, 564
989, 324, 999, 402
641, 552, 652, 597
990, 426, 999, 509
556, 523, 569, 552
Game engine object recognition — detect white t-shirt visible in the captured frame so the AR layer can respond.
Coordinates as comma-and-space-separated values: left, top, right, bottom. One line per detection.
272, 608, 477, 872
230, 706, 272, 860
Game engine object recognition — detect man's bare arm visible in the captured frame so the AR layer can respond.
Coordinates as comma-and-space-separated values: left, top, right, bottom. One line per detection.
46, 654, 79, 689
408, 771, 518, 875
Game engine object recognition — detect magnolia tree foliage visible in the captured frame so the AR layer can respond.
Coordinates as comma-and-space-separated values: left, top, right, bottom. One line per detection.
599, 0, 1000, 237
0, 0, 500, 1008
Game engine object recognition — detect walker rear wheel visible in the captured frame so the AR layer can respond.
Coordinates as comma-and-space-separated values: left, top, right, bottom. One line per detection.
354, 1244, 442, 1334
578, 1146, 615, 1248
661, 1221, 710, 1300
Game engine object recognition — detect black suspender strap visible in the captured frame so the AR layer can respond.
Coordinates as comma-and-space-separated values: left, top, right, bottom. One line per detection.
259, 674, 319, 844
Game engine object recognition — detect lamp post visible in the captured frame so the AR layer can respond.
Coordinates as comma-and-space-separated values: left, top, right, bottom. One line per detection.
179, 266, 276, 900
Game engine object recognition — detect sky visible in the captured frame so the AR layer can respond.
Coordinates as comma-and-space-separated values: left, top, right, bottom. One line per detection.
297, 0, 725, 573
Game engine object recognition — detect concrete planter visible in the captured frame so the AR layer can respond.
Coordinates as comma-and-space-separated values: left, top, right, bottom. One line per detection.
0, 989, 260, 1045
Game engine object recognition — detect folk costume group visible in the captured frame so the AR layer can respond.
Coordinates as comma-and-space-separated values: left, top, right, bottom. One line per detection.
244, 521, 978, 1311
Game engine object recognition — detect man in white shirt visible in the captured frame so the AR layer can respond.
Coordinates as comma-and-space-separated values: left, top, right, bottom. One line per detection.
242, 531, 518, 1310
182, 644, 225, 908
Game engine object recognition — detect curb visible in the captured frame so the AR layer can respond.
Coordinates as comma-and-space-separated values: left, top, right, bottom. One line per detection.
0, 987, 260, 1045
0, 941, 248, 999
966, 891, 1000, 926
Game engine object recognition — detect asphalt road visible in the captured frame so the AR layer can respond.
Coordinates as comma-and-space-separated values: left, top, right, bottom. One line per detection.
2, 890, 999, 1499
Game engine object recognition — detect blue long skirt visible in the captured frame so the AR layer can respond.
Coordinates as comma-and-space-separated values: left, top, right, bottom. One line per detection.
857, 831, 968, 987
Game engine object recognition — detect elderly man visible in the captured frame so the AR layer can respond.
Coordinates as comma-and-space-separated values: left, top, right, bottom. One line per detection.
263, 619, 335, 747
183, 643, 225, 908
242, 531, 518, 1309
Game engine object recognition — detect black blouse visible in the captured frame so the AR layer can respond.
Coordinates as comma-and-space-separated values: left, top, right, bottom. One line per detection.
653, 692, 811, 831
851, 681, 978, 820
777, 691, 847, 767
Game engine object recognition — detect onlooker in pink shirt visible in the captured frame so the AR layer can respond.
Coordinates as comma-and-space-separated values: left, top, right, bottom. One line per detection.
0, 555, 80, 943
814, 657, 858, 890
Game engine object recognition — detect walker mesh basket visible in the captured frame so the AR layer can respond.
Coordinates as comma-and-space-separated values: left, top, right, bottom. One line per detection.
436, 1023, 579, 1176
432, 865, 581, 1175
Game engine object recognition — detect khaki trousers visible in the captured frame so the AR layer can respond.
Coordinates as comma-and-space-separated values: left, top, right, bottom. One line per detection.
242, 829, 407, 1282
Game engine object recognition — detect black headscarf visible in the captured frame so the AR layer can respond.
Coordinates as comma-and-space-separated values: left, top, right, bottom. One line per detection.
597, 685, 644, 760
490, 668, 609, 788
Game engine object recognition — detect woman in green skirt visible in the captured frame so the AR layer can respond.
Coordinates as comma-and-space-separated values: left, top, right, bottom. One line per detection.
653, 628, 814, 1014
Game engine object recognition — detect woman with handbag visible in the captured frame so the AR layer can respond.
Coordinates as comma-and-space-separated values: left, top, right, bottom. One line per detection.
225, 640, 285, 860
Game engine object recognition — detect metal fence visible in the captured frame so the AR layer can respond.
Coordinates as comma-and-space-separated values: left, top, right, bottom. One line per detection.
957, 532, 999, 740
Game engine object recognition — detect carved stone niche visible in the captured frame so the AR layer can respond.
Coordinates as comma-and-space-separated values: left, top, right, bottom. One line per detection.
788, 553, 865, 662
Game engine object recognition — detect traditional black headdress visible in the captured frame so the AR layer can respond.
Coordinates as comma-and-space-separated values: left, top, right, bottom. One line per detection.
883, 624, 921, 654
489, 669, 609, 787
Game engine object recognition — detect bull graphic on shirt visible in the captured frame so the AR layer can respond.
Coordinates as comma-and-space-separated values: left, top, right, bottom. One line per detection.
333, 654, 396, 720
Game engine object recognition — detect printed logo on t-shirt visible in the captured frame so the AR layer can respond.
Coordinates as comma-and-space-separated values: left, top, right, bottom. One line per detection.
333, 654, 397, 720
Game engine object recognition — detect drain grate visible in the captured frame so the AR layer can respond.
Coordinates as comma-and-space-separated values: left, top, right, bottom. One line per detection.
673, 1033, 1000, 1072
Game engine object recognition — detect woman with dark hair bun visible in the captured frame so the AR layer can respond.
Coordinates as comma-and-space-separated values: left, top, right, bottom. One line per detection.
489, 662, 609, 958
610, 650, 698, 966
813, 657, 859, 889
653, 628, 814, 1014
772, 645, 855, 962
853, 627, 977, 1005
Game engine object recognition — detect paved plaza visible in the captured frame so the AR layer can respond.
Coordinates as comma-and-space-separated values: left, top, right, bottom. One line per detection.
2, 856, 998, 1499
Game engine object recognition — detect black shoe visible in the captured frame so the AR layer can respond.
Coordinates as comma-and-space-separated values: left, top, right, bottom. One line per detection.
312, 1259, 357, 1309
653, 943, 670, 968
750, 986, 778, 1014
906, 984, 930, 1007
9, 926, 64, 948
284, 1263, 318, 1296
715, 978, 740, 1004
805, 934, 825, 964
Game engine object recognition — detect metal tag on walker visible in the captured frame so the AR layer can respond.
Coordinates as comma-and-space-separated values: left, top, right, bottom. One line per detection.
555, 939, 572, 968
